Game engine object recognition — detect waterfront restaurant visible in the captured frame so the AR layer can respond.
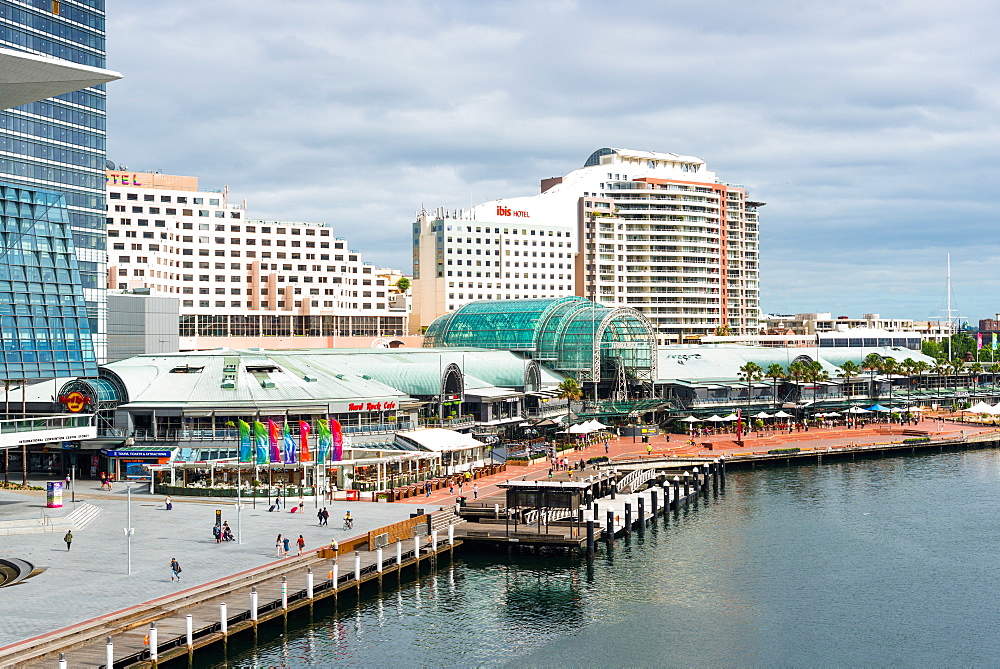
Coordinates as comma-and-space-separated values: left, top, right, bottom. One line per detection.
62, 347, 565, 492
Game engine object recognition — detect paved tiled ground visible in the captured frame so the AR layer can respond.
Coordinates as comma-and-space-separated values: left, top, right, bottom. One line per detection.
0, 484, 416, 648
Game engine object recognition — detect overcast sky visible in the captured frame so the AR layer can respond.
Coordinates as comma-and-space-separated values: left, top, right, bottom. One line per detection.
106, 0, 1000, 323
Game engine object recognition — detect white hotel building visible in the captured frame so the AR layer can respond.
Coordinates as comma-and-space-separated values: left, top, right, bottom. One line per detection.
412, 148, 761, 343
105, 171, 409, 349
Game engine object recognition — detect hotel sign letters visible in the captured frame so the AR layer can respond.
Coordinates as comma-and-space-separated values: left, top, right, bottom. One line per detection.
106, 172, 142, 186
496, 205, 529, 218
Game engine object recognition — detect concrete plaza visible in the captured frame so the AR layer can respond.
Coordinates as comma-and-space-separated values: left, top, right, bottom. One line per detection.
0, 483, 417, 648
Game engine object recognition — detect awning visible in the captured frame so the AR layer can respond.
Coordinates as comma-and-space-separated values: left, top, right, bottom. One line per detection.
392, 428, 485, 453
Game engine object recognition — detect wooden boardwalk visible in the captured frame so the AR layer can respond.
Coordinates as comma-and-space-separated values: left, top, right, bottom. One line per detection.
8, 536, 459, 668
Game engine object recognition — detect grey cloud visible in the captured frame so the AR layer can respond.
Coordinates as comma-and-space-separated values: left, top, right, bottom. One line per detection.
106, 0, 1000, 319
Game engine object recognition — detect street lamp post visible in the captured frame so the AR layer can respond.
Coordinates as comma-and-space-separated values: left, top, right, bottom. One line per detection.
124, 484, 134, 575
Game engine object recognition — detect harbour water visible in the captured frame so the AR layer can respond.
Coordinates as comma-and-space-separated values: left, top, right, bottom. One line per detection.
214, 449, 1000, 666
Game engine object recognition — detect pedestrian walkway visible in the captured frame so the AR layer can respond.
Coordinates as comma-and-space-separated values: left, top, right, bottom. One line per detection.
0, 487, 414, 648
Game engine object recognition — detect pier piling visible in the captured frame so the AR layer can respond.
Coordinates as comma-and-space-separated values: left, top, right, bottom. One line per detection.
307, 567, 314, 599
624, 502, 632, 537
149, 622, 157, 661
250, 587, 258, 621
105, 637, 113, 669
186, 613, 193, 647
672, 477, 680, 512
219, 603, 226, 635
651, 488, 658, 516
281, 576, 288, 610
606, 510, 615, 549
637, 498, 645, 534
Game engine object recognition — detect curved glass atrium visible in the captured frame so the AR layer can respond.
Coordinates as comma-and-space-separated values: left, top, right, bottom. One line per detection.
424, 297, 657, 384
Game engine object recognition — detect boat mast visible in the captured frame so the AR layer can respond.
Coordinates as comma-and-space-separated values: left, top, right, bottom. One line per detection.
947, 253, 952, 362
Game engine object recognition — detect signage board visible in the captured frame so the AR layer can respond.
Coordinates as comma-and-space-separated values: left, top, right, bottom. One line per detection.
103, 450, 172, 458
46, 481, 63, 508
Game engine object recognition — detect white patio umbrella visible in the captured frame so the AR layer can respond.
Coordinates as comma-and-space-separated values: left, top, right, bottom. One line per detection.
847, 407, 870, 414
707, 415, 725, 422
907, 406, 926, 413
968, 401, 993, 414
772, 410, 793, 418
824, 411, 842, 417
989, 404, 1000, 415
588, 419, 610, 430
752, 411, 772, 418
679, 416, 701, 423
721, 413, 739, 421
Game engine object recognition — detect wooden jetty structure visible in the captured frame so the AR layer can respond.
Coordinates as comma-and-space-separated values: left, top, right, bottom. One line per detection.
2, 514, 460, 669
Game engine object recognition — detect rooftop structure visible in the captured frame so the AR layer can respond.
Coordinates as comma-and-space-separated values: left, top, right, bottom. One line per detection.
423, 297, 657, 391
412, 148, 761, 344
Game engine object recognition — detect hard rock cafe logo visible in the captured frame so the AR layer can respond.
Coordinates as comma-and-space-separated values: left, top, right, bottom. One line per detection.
60, 391, 89, 413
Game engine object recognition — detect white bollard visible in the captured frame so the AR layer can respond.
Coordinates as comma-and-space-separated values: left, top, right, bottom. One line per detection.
431, 530, 438, 550
58, 652, 67, 669
353, 551, 361, 581
414, 535, 421, 560
376, 548, 383, 573
148, 622, 158, 660
448, 523, 455, 545
396, 540, 402, 565
332, 562, 339, 586
250, 587, 258, 621
186, 614, 193, 646
219, 603, 227, 635
105, 637, 113, 669
307, 568, 314, 599
281, 576, 288, 609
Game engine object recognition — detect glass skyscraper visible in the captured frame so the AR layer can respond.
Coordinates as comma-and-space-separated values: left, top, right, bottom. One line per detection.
0, 0, 109, 368
0, 183, 97, 379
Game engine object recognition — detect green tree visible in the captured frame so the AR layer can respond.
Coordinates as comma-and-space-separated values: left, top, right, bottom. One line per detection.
804, 360, 830, 410
556, 378, 583, 428
738, 362, 764, 413
837, 361, 861, 400
862, 353, 883, 400
765, 363, 785, 410
881, 357, 899, 407
395, 277, 411, 293
786, 361, 808, 405
714, 323, 734, 336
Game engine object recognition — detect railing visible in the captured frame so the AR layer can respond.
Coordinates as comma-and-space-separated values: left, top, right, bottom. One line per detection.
418, 417, 475, 429
523, 507, 575, 525
617, 469, 655, 494
0, 414, 93, 434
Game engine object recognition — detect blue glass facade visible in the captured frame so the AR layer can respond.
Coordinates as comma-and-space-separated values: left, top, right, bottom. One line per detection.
0, 0, 108, 365
0, 184, 97, 379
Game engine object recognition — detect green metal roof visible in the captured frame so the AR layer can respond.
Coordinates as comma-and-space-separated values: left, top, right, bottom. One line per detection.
424, 297, 657, 382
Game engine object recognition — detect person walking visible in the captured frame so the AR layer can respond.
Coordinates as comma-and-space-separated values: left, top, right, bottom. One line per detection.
321, 508, 329, 526
296, 535, 305, 556
282, 535, 291, 557
274, 496, 281, 511
63, 530, 73, 551
275, 534, 283, 557
605, 441, 609, 454
170, 557, 181, 582
473, 484, 479, 500
164, 495, 172, 511
317, 508, 324, 526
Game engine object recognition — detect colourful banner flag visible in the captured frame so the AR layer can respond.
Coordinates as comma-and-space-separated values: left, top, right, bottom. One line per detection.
317, 419, 332, 464
977, 332, 983, 350
299, 420, 311, 462
331, 419, 344, 462
268, 419, 282, 463
253, 421, 269, 464
993, 333, 998, 351
238, 419, 252, 462
282, 420, 296, 464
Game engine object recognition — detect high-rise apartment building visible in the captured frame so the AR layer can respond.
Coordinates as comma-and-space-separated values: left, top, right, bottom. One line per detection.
412, 148, 761, 344
105, 170, 410, 349
0, 1, 117, 362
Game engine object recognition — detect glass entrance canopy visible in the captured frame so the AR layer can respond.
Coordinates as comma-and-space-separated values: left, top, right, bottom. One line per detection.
423, 297, 657, 383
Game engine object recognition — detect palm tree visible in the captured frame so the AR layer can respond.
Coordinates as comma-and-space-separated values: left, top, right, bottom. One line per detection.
862, 353, 882, 400
931, 358, 948, 397
837, 361, 861, 401
989, 363, 1000, 401
556, 378, 583, 430
881, 358, 899, 409
738, 361, 764, 413
787, 361, 808, 406
900, 358, 916, 405
765, 363, 785, 410
805, 360, 830, 413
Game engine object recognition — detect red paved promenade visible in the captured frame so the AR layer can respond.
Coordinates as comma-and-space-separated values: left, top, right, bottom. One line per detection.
401, 416, 999, 507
